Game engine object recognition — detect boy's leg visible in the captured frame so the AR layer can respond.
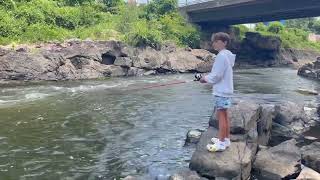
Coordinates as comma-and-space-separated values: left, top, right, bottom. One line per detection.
217, 109, 226, 141
224, 110, 230, 138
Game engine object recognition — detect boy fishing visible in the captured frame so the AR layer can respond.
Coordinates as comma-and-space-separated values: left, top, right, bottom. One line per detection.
199, 32, 236, 152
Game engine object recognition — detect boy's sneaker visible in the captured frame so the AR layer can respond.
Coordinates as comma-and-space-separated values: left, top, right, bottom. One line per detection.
207, 141, 226, 152
224, 138, 231, 147
211, 137, 231, 148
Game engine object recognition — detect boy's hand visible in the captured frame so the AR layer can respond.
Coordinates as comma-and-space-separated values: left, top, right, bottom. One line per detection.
200, 77, 207, 83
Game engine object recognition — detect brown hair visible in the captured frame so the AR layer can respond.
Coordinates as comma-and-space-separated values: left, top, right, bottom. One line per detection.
211, 32, 230, 45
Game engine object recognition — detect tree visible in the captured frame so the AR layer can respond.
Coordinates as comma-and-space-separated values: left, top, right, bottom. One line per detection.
285, 17, 316, 32
143, 0, 178, 20
267, 22, 284, 33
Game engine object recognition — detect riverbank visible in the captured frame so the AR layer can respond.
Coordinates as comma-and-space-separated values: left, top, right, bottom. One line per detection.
0, 40, 214, 81
1, 38, 320, 83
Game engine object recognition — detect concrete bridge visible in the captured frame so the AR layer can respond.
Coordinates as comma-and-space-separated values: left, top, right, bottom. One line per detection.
179, 0, 320, 25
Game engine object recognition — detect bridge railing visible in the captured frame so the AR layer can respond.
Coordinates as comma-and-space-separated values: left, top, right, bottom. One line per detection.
178, 0, 214, 7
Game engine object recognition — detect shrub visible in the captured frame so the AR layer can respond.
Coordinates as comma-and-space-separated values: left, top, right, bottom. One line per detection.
267, 22, 284, 33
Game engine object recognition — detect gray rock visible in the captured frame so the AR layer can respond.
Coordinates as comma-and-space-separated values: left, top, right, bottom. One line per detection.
189, 127, 254, 180
257, 104, 275, 146
296, 166, 320, 179
209, 99, 261, 135
114, 57, 133, 67
253, 139, 301, 180
301, 142, 320, 173
185, 129, 203, 145
169, 168, 208, 180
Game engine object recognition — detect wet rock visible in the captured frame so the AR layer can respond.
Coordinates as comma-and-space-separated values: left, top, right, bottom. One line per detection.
301, 142, 320, 173
189, 127, 255, 180
185, 129, 203, 145
296, 166, 320, 179
253, 139, 301, 180
169, 168, 208, 180
127, 67, 146, 76
296, 88, 318, 96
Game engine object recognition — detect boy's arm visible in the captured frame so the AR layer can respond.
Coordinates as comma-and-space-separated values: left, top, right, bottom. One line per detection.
201, 54, 226, 84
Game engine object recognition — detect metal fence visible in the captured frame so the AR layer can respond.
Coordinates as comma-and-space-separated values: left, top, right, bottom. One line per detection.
178, 0, 214, 7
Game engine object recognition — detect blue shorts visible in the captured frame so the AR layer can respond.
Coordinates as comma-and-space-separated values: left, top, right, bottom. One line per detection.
213, 96, 232, 110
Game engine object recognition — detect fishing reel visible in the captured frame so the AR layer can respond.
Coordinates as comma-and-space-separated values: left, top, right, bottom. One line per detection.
194, 73, 202, 81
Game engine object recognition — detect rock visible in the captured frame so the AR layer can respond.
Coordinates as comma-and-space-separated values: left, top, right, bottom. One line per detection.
257, 104, 275, 146
296, 88, 319, 96
189, 127, 254, 180
253, 139, 301, 180
191, 49, 214, 61
269, 122, 301, 146
127, 67, 146, 76
301, 142, 320, 173
245, 32, 281, 51
209, 99, 260, 135
16, 46, 28, 52
114, 57, 133, 67
169, 168, 208, 180
133, 47, 168, 70
0, 40, 215, 81
147, 166, 170, 180
298, 56, 320, 81
185, 129, 203, 145
296, 166, 320, 180
274, 101, 309, 133
143, 70, 156, 76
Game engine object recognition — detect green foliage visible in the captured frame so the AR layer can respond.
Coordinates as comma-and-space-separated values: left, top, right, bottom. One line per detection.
255, 23, 267, 32
285, 18, 316, 32
0, 0, 199, 48
125, 20, 163, 48
232, 25, 249, 40
267, 22, 284, 33
0, 0, 17, 9
253, 21, 320, 51
311, 20, 320, 34
21, 23, 71, 43
143, 0, 178, 20
0, 9, 26, 38
159, 13, 200, 48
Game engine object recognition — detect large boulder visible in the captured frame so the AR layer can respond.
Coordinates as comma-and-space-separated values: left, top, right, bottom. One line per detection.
253, 139, 301, 180
189, 127, 255, 180
301, 142, 320, 173
209, 99, 261, 137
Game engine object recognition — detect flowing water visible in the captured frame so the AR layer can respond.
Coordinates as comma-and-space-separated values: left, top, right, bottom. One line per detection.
0, 68, 319, 180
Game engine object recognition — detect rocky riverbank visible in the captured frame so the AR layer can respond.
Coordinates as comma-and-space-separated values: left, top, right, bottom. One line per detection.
1, 33, 320, 82
0, 40, 214, 81
201, 31, 320, 68
298, 57, 320, 81
124, 99, 320, 179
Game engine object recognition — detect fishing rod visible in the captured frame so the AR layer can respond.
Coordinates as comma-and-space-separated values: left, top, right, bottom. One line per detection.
129, 73, 203, 91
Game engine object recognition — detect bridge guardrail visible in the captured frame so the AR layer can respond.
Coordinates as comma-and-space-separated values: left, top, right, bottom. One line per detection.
178, 0, 215, 7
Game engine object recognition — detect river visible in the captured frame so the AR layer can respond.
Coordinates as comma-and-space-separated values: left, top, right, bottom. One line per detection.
0, 68, 319, 179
